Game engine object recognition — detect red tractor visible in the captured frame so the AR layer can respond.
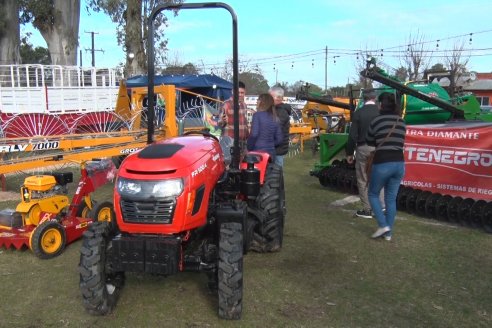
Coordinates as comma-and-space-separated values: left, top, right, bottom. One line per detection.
78, 3, 285, 320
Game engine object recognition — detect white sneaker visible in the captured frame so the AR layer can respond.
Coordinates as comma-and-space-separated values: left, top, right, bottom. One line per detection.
384, 235, 392, 241
371, 226, 390, 238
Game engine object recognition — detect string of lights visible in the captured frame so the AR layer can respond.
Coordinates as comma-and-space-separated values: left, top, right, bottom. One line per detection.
195, 28, 492, 74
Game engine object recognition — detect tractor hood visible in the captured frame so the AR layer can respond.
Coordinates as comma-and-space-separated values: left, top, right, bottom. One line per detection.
120, 135, 219, 174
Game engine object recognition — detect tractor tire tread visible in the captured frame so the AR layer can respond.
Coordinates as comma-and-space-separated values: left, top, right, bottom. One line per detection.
79, 222, 124, 316
218, 222, 243, 320
251, 163, 285, 252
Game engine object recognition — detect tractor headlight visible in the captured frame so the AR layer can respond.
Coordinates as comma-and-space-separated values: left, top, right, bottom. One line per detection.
150, 179, 184, 198
117, 178, 183, 199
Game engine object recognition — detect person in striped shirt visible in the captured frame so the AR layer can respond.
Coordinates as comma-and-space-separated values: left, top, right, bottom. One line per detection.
366, 92, 407, 241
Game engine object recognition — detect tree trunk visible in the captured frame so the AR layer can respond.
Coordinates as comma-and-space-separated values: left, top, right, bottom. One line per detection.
0, 0, 20, 65
125, 0, 146, 76
38, 0, 80, 66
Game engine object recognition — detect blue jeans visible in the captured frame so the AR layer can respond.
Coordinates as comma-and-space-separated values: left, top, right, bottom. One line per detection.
274, 155, 284, 167
368, 161, 405, 236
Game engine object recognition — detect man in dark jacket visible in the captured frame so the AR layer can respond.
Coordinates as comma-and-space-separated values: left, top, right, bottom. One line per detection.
270, 86, 291, 167
346, 90, 380, 218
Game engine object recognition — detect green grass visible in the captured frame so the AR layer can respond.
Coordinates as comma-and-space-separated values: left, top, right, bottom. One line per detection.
0, 152, 491, 327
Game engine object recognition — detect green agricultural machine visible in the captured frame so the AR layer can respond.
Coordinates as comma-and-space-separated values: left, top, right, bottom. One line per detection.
311, 59, 492, 231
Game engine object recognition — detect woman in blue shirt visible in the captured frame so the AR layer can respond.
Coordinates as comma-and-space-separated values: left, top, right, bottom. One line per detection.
247, 93, 283, 161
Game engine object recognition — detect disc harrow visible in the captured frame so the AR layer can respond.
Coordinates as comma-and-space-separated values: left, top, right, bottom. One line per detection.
318, 166, 492, 233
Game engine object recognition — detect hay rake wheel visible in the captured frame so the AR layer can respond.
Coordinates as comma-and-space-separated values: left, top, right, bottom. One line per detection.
70, 111, 130, 136
1, 114, 70, 175
288, 133, 301, 158
178, 106, 206, 130
3, 113, 69, 138
129, 108, 165, 131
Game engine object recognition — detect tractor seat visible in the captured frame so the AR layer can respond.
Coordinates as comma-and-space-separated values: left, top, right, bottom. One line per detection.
242, 153, 261, 164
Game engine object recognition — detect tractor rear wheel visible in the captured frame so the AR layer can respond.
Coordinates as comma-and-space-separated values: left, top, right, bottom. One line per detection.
218, 222, 243, 320
79, 222, 125, 315
30, 221, 66, 259
251, 163, 285, 252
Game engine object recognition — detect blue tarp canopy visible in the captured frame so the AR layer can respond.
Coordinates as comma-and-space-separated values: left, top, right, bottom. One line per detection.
125, 74, 232, 101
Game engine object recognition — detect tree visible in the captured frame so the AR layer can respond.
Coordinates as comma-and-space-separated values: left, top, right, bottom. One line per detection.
427, 63, 447, 73
276, 82, 289, 93
394, 66, 408, 82
213, 58, 269, 94
444, 41, 470, 98
287, 81, 323, 97
303, 82, 323, 95
159, 50, 198, 75
423, 63, 448, 83
87, 0, 183, 76
352, 50, 374, 89
161, 62, 199, 75
400, 31, 431, 80
20, 34, 51, 64
0, 0, 21, 65
239, 71, 269, 95
20, 0, 80, 65
329, 86, 348, 97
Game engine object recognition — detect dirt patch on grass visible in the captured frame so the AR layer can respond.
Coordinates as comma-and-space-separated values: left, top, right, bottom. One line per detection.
0, 191, 18, 202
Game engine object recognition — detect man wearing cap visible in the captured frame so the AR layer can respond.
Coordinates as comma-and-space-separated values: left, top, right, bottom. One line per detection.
346, 90, 381, 218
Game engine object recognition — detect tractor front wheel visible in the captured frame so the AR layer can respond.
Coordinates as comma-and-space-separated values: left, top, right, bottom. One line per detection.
90, 201, 114, 223
79, 222, 125, 315
30, 221, 66, 259
218, 222, 243, 320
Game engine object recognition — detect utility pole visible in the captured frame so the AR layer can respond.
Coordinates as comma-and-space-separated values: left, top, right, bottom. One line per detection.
324, 46, 328, 93
84, 31, 104, 67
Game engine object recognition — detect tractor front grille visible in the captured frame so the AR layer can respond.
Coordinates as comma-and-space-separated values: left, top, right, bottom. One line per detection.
120, 199, 176, 224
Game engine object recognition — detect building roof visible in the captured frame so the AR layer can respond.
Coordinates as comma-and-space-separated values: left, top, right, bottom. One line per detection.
463, 79, 492, 91
431, 72, 492, 91
126, 74, 232, 90
125, 74, 233, 102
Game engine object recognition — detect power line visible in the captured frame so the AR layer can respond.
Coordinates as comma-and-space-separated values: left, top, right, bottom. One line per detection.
84, 31, 104, 67
195, 28, 492, 70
